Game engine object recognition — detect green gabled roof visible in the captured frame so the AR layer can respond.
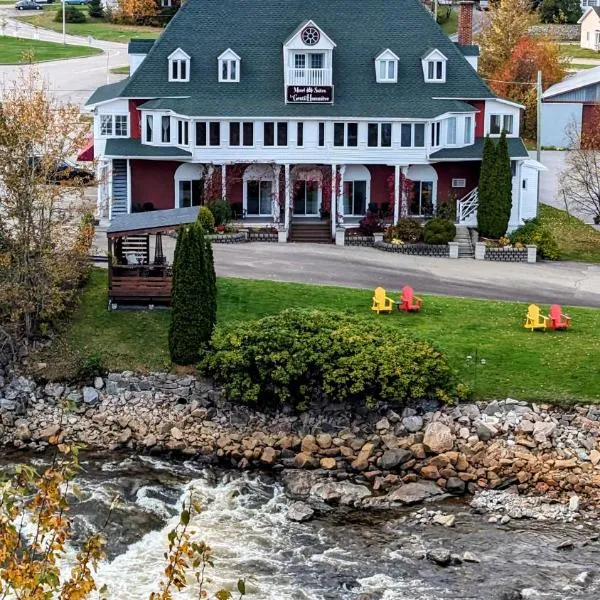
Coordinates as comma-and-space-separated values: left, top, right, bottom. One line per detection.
104, 138, 191, 158
430, 137, 529, 160
87, 78, 130, 106
98, 0, 494, 118
128, 38, 156, 54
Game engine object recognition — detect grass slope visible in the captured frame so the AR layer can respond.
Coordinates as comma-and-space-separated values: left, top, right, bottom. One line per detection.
38, 269, 600, 404
559, 44, 600, 60
16, 8, 161, 43
0, 36, 100, 63
539, 204, 600, 263
439, 8, 458, 35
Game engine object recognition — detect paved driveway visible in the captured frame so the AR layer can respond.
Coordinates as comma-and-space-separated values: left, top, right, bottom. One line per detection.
0, 6, 127, 107
213, 243, 600, 308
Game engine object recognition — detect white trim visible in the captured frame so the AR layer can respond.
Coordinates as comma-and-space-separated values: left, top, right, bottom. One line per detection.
174, 163, 205, 207
522, 159, 547, 172
342, 164, 371, 215
284, 19, 337, 48
168, 48, 191, 83
217, 48, 241, 61
242, 164, 277, 217
126, 159, 132, 213
218, 49, 241, 83
433, 96, 525, 109
168, 48, 191, 60
578, 7, 597, 24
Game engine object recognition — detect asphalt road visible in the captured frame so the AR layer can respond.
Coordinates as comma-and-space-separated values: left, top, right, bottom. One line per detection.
212, 243, 600, 308
0, 6, 127, 107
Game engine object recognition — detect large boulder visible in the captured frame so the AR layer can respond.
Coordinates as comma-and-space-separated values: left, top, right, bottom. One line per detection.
287, 501, 314, 522
423, 422, 454, 453
387, 481, 443, 505
380, 448, 412, 470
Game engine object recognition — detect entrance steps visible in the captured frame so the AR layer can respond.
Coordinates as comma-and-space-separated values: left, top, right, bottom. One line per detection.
289, 220, 332, 244
454, 225, 474, 258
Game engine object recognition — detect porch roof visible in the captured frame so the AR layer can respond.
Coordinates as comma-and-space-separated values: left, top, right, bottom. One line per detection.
104, 138, 192, 158
429, 137, 529, 161
107, 206, 199, 237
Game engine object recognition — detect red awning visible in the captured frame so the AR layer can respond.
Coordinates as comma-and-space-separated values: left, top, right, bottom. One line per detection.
77, 137, 94, 162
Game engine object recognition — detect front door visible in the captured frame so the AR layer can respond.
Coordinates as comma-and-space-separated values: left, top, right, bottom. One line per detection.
293, 180, 320, 216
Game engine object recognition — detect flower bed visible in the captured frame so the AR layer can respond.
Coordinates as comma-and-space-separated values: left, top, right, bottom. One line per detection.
484, 247, 529, 262
375, 241, 449, 257
205, 232, 248, 244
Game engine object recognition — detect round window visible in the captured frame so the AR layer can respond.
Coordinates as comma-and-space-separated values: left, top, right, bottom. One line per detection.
301, 26, 320, 46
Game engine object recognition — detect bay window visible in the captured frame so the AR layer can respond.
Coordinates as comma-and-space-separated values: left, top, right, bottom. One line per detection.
464, 116, 473, 144
177, 120, 189, 145
446, 117, 456, 145
145, 115, 153, 143
161, 116, 171, 143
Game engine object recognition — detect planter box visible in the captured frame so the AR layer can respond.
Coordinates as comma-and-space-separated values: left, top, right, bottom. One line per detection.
206, 232, 248, 244
375, 241, 450, 257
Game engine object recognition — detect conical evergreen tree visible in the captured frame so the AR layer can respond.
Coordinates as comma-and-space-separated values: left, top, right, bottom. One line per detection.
204, 235, 217, 331
494, 130, 513, 238
476, 135, 498, 238
169, 224, 214, 365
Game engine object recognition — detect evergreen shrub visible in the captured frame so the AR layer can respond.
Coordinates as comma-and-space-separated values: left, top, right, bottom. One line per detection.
200, 309, 468, 409
423, 218, 456, 245
509, 219, 560, 260
385, 218, 423, 243
198, 206, 215, 233
54, 6, 87, 23
207, 199, 232, 226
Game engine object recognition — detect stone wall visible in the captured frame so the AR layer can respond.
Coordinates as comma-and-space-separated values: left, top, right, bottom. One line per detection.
247, 231, 278, 242
375, 241, 450, 257
530, 23, 580, 41
345, 234, 374, 247
485, 247, 529, 262
205, 232, 248, 244
2, 372, 600, 511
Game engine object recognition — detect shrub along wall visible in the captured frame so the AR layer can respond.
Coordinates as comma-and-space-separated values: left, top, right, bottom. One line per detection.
200, 309, 467, 409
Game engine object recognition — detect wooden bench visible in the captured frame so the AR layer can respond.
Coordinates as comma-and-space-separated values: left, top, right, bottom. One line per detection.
110, 276, 173, 304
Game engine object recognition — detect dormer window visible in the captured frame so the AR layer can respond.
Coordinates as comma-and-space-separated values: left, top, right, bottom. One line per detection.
168, 48, 190, 82
422, 48, 447, 83
218, 49, 241, 83
375, 49, 398, 83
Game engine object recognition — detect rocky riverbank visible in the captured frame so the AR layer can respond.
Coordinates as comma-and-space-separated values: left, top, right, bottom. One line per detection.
2, 371, 600, 514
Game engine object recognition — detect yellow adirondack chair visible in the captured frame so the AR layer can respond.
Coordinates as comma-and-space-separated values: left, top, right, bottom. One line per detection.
524, 304, 549, 331
371, 287, 394, 314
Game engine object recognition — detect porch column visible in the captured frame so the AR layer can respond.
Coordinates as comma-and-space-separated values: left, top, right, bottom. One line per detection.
337, 164, 346, 226
284, 163, 291, 232
221, 163, 227, 199
393, 164, 400, 224
126, 159, 132, 213
331, 164, 337, 238
272, 164, 282, 224
400, 166, 409, 219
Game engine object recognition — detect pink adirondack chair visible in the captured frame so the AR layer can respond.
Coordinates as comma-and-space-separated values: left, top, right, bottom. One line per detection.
548, 304, 570, 330
399, 286, 422, 312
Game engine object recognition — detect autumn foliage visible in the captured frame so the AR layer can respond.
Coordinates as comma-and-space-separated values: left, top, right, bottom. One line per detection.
490, 36, 567, 139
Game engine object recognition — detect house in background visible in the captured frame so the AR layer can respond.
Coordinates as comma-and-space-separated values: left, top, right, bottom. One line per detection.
579, 7, 600, 50
86, 0, 540, 242
541, 66, 600, 147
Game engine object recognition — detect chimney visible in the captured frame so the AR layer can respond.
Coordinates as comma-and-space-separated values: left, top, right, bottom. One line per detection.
458, 1, 474, 46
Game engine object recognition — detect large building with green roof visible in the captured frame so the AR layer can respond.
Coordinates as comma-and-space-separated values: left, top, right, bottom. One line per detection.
86, 0, 542, 239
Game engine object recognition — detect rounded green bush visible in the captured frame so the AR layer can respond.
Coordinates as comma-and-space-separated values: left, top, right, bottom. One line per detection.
198, 206, 215, 233
423, 218, 456, 245
54, 6, 87, 23
200, 309, 467, 409
385, 218, 424, 243
509, 219, 560, 260
207, 199, 232, 226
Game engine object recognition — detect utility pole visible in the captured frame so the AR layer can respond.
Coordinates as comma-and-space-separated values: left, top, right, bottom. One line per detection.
536, 69, 542, 163
62, 0, 66, 45
434, 0, 438, 22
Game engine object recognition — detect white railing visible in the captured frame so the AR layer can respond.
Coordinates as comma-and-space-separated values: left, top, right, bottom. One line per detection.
286, 68, 332, 86
457, 187, 479, 225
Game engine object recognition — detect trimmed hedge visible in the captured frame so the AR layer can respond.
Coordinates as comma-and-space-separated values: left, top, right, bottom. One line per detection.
509, 218, 559, 260
200, 309, 467, 409
198, 206, 215, 233
423, 218, 456, 245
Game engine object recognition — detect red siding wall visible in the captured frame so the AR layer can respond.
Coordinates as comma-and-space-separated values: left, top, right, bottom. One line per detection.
129, 100, 143, 140
131, 160, 180, 211
468, 100, 485, 138
433, 161, 480, 204
368, 165, 394, 207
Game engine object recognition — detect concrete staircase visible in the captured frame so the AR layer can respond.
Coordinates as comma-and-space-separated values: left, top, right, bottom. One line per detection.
289, 220, 332, 243
454, 225, 474, 258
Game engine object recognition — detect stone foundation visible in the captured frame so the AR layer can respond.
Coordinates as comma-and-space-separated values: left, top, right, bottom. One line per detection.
375, 241, 450, 257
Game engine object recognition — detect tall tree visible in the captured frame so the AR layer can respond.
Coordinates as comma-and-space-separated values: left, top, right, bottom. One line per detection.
169, 223, 215, 365
477, 136, 499, 238
491, 35, 566, 139
114, 0, 157, 24
539, 0, 581, 24
477, 0, 535, 78
494, 131, 514, 237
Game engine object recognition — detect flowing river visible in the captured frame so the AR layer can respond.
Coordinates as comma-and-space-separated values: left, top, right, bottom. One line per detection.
2, 452, 600, 600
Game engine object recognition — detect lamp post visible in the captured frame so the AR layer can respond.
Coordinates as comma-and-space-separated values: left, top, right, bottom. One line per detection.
62, 0, 66, 45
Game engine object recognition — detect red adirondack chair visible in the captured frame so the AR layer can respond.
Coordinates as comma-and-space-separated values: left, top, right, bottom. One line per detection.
548, 304, 570, 330
399, 285, 422, 312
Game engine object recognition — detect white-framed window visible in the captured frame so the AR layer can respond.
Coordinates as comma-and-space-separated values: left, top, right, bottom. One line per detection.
229, 122, 254, 146
375, 49, 399, 83
175, 164, 204, 208
145, 114, 153, 143
430, 121, 441, 147
264, 122, 288, 147
490, 114, 514, 135
446, 117, 457, 145
160, 0, 171, 7
452, 178, 467, 188
218, 49, 241, 82
399, 123, 425, 148
168, 48, 190, 82
161, 115, 171, 144
195, 121, 221, 146
177, 120, 189, 145
422, 49, 447, 83
293, 52, 325, 70
464, 115, 473, 144
333, 122, 358, 147
99, 114, 128, 137
367, 122, 392, 147
246, 180, 273, 216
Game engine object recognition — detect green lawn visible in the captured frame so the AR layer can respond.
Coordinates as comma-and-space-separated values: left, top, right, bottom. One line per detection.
110, 65, 129, 74
570, 63, 597, 70
559, 44, 600, 60
539, 204, 600, 263
16, 8, 162, 43
35, 269, 600, 404
0, 36, 100, 63
439, 8, 458, 35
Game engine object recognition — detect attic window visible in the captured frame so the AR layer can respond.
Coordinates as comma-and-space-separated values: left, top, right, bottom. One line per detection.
375, 49, 399, 83
218, 49, 241, 83
168, 48, 190, 82
422, 49, 447, 83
